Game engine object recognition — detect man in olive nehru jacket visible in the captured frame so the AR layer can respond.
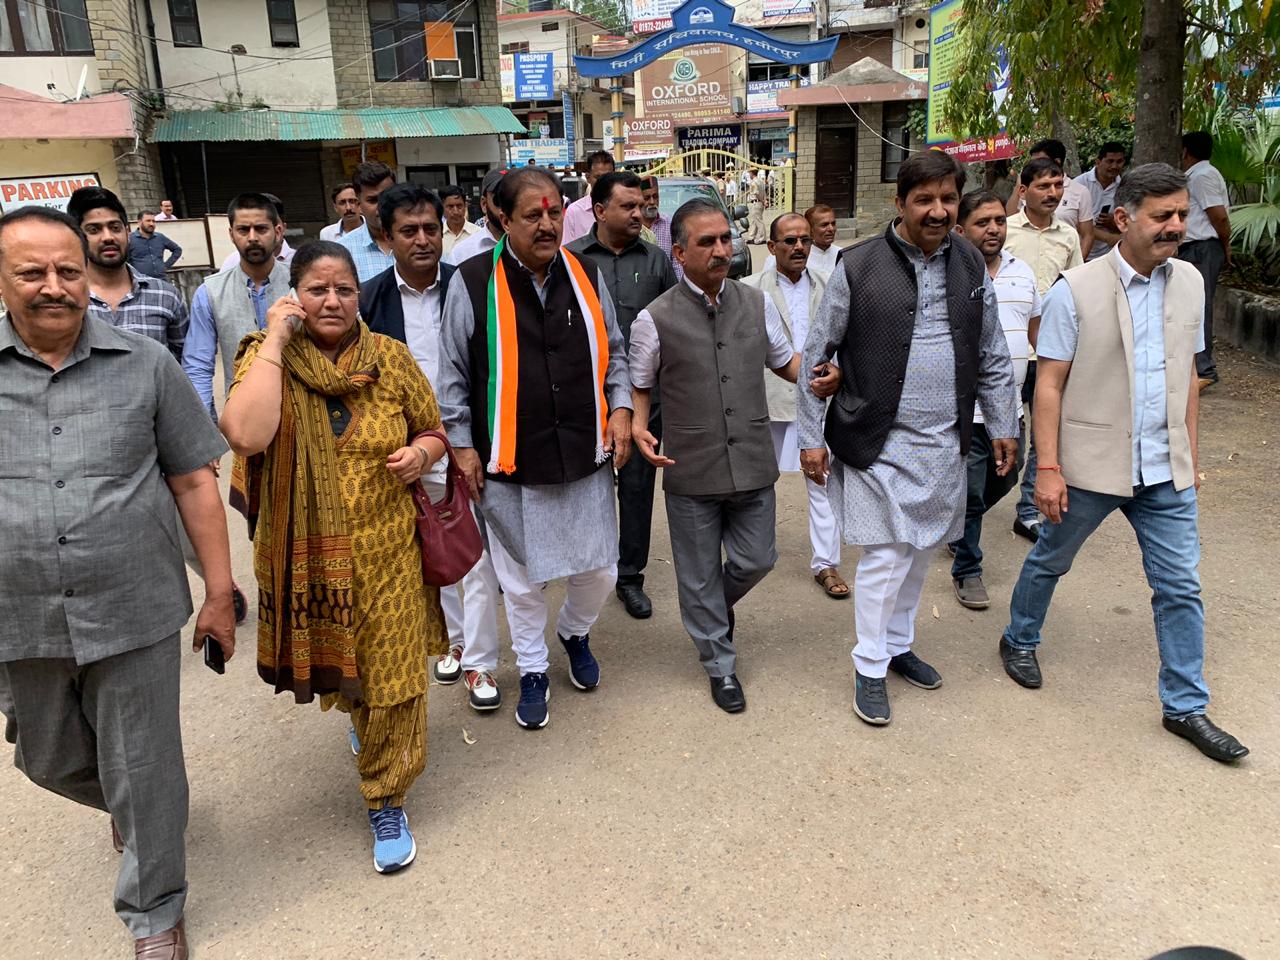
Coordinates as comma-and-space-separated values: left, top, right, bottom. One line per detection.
630, 198, 803, 714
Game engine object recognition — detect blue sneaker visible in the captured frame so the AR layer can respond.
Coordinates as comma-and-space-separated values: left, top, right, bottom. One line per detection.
515, 672, 550, 729
559, 633, 600, 690
368, 805, 416, 874
349, 726, 361, 756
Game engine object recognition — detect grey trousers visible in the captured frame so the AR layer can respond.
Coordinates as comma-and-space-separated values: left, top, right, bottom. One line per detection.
0, 635, 188, 938
665, 486, 778, 677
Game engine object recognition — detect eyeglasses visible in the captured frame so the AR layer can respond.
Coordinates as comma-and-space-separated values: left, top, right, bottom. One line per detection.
300, 284, 359, 301
775, 236, 812, 247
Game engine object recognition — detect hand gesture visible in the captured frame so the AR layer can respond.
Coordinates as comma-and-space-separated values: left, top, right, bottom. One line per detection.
265, 295, 305, 345
809, 363, 841, 399
1034, 470, 1069, 523
992, 438, 1019, 477
606, 409, 633, 470
800, 448, 829, 486
633, 425, 674, 467
192, 591, 236, 663
453, 447, 485, 501
386, 445, 428, 484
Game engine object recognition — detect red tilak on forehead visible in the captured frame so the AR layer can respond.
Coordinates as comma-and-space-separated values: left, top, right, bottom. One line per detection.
541, 196, 550, 211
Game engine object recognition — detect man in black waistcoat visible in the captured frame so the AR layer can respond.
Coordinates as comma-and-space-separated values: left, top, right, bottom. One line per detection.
436, 166, 633, 732
567, 170, 677, 621
795, 150, 1019, 727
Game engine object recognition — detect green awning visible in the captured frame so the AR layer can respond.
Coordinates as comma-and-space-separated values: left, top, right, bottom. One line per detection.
152, 106, 528, 142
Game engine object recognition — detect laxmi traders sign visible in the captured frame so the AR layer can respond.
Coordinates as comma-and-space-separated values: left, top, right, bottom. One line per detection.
0, 172, 101, 213
640, 44, 732, 120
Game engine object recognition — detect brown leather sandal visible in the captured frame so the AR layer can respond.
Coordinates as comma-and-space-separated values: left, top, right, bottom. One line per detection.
815, 567, 850, 599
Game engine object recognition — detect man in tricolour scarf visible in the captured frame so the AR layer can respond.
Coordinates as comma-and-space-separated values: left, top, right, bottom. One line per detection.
437, 166, 633, 731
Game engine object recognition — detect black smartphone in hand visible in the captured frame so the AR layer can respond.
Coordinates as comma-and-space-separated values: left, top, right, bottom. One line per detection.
203, 636, 225, 675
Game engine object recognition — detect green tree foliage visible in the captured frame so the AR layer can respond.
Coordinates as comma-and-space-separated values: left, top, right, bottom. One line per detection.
942, 1, 1279, 162
571, 0, 629, 34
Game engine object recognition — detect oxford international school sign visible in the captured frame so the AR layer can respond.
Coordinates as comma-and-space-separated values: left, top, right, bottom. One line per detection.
0, 172, 102, 213
575, 0, 836, 78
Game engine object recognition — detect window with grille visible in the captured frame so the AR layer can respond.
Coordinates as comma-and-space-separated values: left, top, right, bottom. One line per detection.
167, 0, 201, 47
881, 102, 911, 183
501, 40, 529, 54
369, 1, 482, 81
267, 0, 299, 47
0, 0, 94, 55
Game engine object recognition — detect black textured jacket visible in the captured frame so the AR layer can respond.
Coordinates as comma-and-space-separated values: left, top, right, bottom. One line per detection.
825, 223, 988, 469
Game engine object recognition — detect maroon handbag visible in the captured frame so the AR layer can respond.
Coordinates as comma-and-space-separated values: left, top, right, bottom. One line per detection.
408, 430, 483, 587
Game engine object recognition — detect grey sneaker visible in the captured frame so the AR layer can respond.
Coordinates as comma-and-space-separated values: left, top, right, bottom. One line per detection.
953, 576, 991, 610
888, 651, 943, 689
853, 671, 891, 725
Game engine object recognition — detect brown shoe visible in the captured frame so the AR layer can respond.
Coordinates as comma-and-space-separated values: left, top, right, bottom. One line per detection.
135, 919, 187, 959
111, 818, 124, 854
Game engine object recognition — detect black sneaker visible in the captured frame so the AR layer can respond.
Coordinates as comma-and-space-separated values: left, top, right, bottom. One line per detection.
515, 672, 550, 729
889, 651, 943, 689
1012, 518, 1041, 542
853, 672, 891, 725
559, 633, 600, 690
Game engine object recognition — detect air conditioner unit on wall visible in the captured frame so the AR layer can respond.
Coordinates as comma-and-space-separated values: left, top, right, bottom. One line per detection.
430, 58, 462, 80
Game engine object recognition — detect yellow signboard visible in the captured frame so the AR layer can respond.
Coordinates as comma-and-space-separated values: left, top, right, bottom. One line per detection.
339, 140, 398, 177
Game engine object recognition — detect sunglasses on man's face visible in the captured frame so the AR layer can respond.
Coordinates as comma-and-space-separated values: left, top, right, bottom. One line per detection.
775, 236, 812, 247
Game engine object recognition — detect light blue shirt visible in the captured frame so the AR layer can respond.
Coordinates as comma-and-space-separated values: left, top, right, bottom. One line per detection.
1037, 245, 1205, 488
338, 222, 394, 282
181, 272, 276, 415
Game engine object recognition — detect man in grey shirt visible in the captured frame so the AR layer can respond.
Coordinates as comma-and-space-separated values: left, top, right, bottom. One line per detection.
0, 206, 234, 958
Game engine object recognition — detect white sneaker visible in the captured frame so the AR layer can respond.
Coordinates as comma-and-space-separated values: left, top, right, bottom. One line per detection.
464, 670, 501, 711
433, 646, 463, 684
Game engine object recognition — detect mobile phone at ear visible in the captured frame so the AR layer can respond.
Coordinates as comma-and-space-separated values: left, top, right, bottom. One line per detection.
203, 636, 226, 675
287, 288, 302, 331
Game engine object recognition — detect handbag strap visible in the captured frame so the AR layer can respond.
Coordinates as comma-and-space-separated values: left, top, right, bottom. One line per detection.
410, 429, 466, 502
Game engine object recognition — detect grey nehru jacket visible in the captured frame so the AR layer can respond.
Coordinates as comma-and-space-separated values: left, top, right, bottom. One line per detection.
629, 277, 793, 497
0, 314, 228, 664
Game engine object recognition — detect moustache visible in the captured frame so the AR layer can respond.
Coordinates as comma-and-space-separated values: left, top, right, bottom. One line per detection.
534, 232, 557, 243
923, 218, 951, 229
708, 256, 731, 269
32, 296, 77, 308
1155, 232, 1183, 243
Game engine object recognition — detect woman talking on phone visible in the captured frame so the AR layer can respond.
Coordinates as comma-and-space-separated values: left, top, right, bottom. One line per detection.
219, 240, 447, 874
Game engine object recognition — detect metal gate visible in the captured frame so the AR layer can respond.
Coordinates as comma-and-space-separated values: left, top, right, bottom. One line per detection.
642, 148, 794, 214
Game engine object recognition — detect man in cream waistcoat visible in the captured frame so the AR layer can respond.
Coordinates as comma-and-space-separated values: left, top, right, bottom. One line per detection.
743, 213, 847, 600
182, 193, 292, 418
999, 163, 1248, 764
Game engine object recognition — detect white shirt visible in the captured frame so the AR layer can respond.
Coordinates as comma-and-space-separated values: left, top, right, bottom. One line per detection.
320, 219, 362, 242
220, 239, 295, 272
976, 249, 1040, 423
1077, 167, 1121, 260
1184, 159, 1230, 242
446, 227, 499, 266
154, 212, 177, 221
628, 276, 794, 389
441, 220, 480, 257
396, 265, 444, 385
726, 179, 738, 199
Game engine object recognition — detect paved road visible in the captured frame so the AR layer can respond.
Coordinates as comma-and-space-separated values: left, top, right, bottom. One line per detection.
2, 346, 1277, 960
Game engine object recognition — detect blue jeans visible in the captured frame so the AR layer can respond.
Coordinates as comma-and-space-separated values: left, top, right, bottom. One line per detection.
950, 421, 1025, 580
1016, 362, 1039, 524
1002, 481, 1209, 718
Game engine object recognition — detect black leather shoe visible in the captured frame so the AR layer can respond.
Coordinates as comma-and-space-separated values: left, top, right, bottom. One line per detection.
999, 637, 1042, 688
710, 674, 746, 713
1163, 714, 1249, 762
616, 582, 652, 619
1012, 518, 1041, 543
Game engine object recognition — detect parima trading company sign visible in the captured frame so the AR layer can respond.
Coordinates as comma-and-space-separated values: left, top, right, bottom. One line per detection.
573, 0, 837, 78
